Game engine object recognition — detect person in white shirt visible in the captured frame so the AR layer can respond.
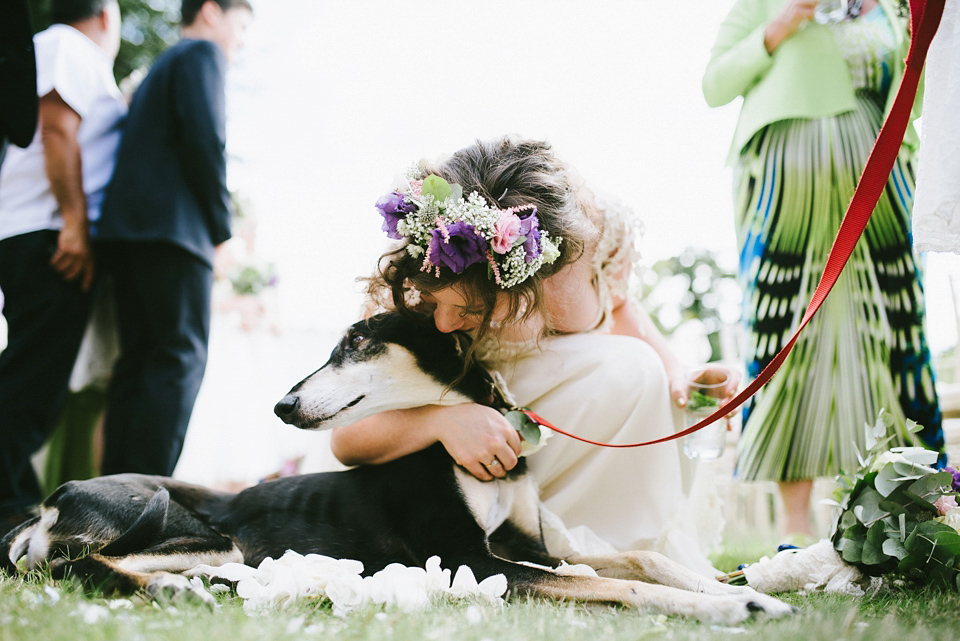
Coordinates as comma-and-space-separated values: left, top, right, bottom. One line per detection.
0, 0, 125, 535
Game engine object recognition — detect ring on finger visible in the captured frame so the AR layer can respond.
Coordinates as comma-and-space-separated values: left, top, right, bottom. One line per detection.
488, 458, 500, 468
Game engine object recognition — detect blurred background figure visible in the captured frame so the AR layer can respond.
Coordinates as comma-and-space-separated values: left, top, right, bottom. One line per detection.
0, 0, 125, 536
95, 0, 252, 477
0, 0, 38, 170
703, 0, 944, 542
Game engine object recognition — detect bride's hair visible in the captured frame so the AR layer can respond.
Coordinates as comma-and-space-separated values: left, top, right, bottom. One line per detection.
366, 136, 599, 351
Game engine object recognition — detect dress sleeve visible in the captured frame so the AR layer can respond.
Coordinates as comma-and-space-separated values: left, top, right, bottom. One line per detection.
702, 0, 775, 108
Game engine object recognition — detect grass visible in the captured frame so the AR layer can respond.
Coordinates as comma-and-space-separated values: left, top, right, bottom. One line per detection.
3, 547, 960, 641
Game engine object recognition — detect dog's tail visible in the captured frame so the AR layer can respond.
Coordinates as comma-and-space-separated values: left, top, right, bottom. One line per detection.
96, 487, 170, 557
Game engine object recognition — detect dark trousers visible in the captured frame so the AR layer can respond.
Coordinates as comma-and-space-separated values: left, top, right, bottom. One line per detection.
0, 230, 94, 515
100, 241, 213, 477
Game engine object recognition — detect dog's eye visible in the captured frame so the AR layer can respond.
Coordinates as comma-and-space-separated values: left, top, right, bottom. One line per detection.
350, 333, 367, 350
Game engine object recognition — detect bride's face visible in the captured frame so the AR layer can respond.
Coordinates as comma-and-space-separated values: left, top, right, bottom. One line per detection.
420, 286, 510, 333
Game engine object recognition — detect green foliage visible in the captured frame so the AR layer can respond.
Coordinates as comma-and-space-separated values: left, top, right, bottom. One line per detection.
504, 410, 541, 446
640, 247, 739, 362
829, 411, 960, 590
27, 0, 180, 84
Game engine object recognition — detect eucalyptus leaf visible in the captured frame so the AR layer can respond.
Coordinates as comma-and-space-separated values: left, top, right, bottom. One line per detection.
421, 175, 451, 202
862, 521, 890, 565
882, 537, 908, 560
850, 487, 887, 525
448, 183, 463, 203
875, 464, 911, 497
504, 410, 540, 446
838, 536, 863, 564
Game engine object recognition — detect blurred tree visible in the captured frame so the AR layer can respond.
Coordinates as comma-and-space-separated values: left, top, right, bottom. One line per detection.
640, 247, 741, 362
26, 0, 180, 83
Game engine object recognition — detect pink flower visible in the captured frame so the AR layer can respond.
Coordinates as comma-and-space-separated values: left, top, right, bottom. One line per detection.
934, 494, 958, 516
491, 211, 522, 254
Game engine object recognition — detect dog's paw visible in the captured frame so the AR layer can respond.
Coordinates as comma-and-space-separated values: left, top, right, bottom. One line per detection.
145, 572, 216, 608
694, 591, 796, 625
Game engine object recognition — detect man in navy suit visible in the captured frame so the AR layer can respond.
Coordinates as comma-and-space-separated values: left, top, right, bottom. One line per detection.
96, 0, 252, 476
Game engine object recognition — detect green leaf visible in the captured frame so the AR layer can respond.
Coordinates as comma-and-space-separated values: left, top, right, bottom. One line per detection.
686, 390, 719, 412
421, 175, 451, 203
850, 487, 886, 525
448, 183, 463, 203
504, 410, 540, 445
875, 463, 913, 497
838, 536, 863, 564
862, 521, 890, 565
882, 537, 908, 560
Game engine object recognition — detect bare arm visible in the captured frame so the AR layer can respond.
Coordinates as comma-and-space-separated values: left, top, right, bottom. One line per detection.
763, 0, 817, 53
330, 403, 522, 481
40, 90, 94, 291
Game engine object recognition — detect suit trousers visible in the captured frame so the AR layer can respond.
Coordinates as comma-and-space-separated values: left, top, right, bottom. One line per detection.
99, 241, 213, 477
0, 230, 94, 515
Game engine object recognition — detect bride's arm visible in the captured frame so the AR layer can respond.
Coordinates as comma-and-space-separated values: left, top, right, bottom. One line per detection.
330, 403, 522, 480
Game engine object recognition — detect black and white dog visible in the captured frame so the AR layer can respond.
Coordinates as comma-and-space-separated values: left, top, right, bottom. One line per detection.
0, 312, 793, 623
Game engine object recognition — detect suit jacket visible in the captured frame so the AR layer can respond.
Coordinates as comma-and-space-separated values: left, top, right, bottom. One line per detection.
702, 0, 920, 165
97, 39, 232, 267
0, 0, 38, 149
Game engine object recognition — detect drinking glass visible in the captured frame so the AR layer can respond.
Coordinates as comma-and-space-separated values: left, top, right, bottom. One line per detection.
682, 367, 731, 461
815, 0, 849, 24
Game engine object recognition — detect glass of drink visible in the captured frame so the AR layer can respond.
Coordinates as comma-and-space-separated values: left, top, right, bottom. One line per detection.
682, 367, 731, 461
815, 0, 849, 24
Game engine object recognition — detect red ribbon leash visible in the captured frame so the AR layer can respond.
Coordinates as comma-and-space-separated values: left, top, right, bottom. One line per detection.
529, 0, 946, 449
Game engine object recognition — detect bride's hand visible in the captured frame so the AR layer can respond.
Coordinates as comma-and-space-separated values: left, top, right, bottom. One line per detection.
431, 404, 522, 481
669, 364, 741, 411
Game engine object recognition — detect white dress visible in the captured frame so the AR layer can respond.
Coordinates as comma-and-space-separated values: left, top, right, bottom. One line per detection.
912, 0, 960, 252
483, 200, 720, 577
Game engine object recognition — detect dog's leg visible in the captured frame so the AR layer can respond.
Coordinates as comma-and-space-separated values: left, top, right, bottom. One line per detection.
457, 555, 792, 624
566, 551, 795, 614
51, 554, 215, 605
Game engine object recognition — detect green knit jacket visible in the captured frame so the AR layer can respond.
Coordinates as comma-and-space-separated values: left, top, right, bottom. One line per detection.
702, 0, 922, 165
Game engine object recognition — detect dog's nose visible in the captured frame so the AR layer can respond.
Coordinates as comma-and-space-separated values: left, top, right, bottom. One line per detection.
274, 394, 301, 422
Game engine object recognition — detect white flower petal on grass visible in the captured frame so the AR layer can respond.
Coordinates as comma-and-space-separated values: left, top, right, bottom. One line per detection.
75, 603, 110, 624
325, 573, 367, 617
43, 586, 60, 604
424, 556, 452, 593
477, 574, 507, 600
465, 605, 483, 625
106, 598, 134, 609
447, 565, 480, 598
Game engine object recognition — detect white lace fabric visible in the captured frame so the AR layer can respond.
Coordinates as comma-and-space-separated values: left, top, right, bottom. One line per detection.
913, 0, 960, 253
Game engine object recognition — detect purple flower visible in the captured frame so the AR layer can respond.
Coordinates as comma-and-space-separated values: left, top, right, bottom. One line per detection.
517, 208, 542, 263
376, 192, 416, 240
947, 466, 960, 492
428, 221, 488, 273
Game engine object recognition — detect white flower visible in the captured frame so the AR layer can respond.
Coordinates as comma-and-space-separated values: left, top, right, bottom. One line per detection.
935, 507, 960, 532
325, 574, 367, 617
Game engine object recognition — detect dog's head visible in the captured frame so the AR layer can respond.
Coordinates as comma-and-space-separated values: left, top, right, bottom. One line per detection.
274, 312, 502, 430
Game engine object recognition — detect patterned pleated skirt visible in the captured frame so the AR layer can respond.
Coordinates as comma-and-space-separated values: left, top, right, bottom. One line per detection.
733, 91, 944, 482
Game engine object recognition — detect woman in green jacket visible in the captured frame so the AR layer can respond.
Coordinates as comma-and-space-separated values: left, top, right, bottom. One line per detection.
703, 0, 944, 539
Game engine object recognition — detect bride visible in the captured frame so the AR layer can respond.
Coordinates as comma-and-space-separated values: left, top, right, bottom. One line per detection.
329, 136, 733, 577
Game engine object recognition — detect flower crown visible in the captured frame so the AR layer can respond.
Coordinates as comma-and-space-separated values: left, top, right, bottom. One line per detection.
376, 166, 561, 289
